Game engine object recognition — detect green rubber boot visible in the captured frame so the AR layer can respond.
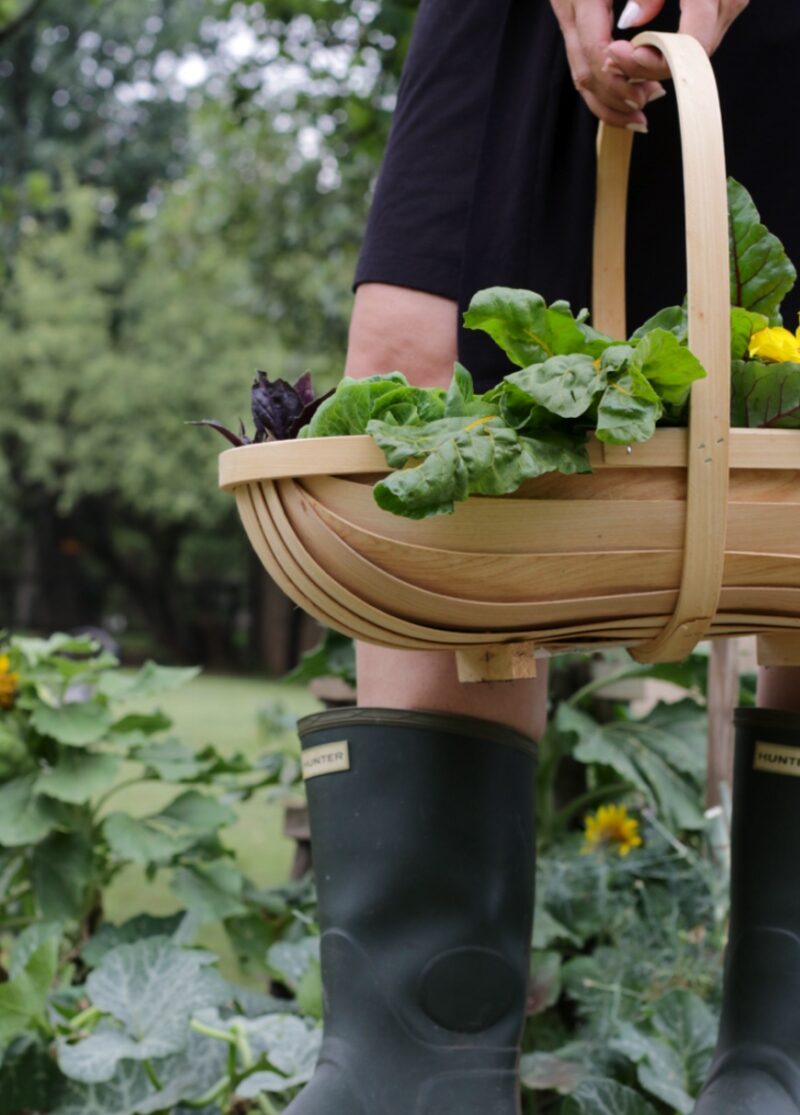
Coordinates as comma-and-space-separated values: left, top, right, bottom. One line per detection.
694, 707, 800, 1114
285, 707, 537, 1115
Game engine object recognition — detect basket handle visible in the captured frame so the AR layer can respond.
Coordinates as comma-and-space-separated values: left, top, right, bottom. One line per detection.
592, 31, 730, 663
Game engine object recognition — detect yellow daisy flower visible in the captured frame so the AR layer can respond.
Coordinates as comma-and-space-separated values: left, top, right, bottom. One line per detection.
0, 654, 19, 710
583, 803, 643, 858
748, 326, 800, 364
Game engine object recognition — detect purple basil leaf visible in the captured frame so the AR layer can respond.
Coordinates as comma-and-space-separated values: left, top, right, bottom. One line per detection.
294, 371, 316, 407
251, 371, 306, 441
189, 420, 249, 447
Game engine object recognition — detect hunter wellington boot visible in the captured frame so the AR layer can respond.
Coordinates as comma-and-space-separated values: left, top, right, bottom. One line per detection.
285, 707, 536, 1115
694, 708, 800, 1114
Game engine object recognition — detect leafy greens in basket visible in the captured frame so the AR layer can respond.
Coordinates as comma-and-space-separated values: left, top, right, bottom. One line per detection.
203, 179, 800, 519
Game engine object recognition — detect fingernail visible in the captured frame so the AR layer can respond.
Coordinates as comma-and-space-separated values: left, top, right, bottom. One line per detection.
617, 0, 642, 29
624, 98, 640, 110
628, 78, 646, 84
626, 121, 649, 134
647, 86, 668, 102
602, 58, 626, 76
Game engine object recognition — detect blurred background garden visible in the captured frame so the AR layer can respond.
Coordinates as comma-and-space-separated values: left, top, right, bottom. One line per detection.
0, 2, 743, 1112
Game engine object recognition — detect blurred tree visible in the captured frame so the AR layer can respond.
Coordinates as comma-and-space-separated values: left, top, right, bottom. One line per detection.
0, 0, 418, 664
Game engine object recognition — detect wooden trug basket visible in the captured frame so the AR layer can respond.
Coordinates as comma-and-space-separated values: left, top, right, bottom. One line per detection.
219, 32, 800, 682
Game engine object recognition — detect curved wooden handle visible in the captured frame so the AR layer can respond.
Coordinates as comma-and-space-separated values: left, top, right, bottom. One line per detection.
593, 31, 730, 663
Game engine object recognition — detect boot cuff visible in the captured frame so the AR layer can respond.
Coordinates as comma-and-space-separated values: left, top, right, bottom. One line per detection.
735, 707, 800, 741
297, 707, 537, 756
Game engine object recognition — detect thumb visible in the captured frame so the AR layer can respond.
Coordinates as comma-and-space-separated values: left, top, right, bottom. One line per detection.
617, 0, 667, 30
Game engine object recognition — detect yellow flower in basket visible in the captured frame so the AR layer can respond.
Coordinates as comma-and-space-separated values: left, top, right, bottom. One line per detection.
748, 326, 800, 364
582, 803, 643, 858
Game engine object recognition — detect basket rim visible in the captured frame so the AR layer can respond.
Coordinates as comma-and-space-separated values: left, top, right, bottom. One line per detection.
218, 427, 800, 490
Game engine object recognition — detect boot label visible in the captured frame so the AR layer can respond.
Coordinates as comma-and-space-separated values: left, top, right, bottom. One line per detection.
302, 741, 351, 780
754, 741, 800, 777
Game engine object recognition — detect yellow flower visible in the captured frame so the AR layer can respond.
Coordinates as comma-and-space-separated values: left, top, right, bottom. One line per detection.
583, 804, 643, 858
748, 326, 800, 364
0, 654, 19, 709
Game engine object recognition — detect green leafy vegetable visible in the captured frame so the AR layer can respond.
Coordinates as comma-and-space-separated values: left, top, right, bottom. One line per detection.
728, 179, 796, 319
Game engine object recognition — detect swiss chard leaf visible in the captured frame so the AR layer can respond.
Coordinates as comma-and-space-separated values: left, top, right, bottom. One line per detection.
730, 359, 800, 428
302, 372, 411, 436
728, 178, 796, 320
629, 328, 706, 410
630, 304, 688, 343
463, 287, 612, 367
504, 354, 606, 419
596, 368, 662, 445
369, 418, 588, 519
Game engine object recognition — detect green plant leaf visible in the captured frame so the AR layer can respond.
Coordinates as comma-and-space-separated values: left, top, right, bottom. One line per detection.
629, 328, 706, 409
97, 661, 200, 702
220, 1012, 321, 1094
103, 791, 235, 867
53, 1029, 228, 1115
612, 1021, 695, 1113
464, 288, 611, 367
29, 700, 113, 746
728, 178, 797, 318
520, 1051, 588, 1094
730, 359, 800, 427
630, 304, 688, 343
730, 307, 768, 359
8, 921, 64, 979
370, 417, 588, 518
561, 1078, 659, 1114
32, 831, 93, 921
595, 369, 662, 445
110, 710, 172, 736
59, 938, 228, 1083
0, 938, 59, 1046
0, 773, 61, 846
102, 812, 198, 866
36, 749, 121, 803
529, 949, 562, 1015
504, 354, 606, 419
560, 705, 704, 831
302, 372, 411, 436
171, 858, 249, 920
80, 913, 187, 968
0, 1036, 66, 1115
650, 990, 716, 1094
266, 937, 320, 992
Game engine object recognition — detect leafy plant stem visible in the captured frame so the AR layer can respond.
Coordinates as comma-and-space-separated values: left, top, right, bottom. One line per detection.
182, 1075, 231, 1108
143, 1059, 163, 1090
642, 807, 700, 866
190, 1018, 238, 1044
68, 1004, 103, 1031
91, 775, 150, 817
547, 781, 632, 838
567, 665, 644, 707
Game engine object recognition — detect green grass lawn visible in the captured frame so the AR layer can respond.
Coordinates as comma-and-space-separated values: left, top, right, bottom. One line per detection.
102, 672, 321, 982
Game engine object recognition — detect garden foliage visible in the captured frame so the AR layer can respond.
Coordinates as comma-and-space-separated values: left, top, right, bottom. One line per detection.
0, 631, 741, 1113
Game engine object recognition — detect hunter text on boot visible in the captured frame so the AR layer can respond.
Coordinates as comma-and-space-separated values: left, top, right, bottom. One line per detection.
753, 741, 800, 778
302, 741, 351, 780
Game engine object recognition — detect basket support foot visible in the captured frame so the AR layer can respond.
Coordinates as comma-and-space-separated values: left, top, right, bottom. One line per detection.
455, 642, 538, 684
757, 633, 800, 668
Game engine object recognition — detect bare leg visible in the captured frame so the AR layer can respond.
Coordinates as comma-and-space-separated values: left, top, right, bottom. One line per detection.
345, 282, 548, 739
757, 667, 800, 713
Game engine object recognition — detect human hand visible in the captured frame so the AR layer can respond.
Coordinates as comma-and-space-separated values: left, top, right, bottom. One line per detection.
549, 0, 666, 131
605, 0, 750, 81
